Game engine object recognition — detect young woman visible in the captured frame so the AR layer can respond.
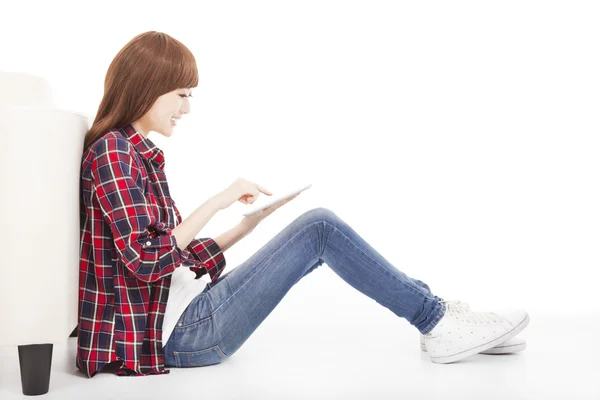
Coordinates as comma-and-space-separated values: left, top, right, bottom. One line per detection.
77, 31, 529, 378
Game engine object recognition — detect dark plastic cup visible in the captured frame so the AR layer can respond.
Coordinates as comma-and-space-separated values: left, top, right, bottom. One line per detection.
18, 343, 53, 396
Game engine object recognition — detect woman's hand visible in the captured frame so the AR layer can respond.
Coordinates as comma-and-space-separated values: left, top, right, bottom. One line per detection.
212, 177, 273, 211
239, 193, 301, 233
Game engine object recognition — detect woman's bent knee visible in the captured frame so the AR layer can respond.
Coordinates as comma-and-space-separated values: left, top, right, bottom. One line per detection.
299, 207, 339, 225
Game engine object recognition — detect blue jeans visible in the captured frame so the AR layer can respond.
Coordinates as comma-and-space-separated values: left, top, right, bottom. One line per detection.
164, 207, 446, 368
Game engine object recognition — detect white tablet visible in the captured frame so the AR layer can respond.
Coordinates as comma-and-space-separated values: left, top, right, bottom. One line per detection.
242, 183, 312, 216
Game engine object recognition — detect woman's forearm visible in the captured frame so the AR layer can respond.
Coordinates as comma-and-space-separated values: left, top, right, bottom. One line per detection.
214, 223, 251, 253
172, 198, 220, 250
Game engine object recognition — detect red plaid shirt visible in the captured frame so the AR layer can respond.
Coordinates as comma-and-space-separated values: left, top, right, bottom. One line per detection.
77, 123, 226, 377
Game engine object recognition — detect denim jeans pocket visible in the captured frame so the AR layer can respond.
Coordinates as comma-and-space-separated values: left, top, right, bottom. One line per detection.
173, 345, 227, 367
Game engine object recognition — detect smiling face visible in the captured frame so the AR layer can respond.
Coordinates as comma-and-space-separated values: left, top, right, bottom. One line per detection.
131, 88, 193, 138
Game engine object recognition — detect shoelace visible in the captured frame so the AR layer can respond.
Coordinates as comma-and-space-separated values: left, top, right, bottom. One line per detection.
438, 299, 499, 324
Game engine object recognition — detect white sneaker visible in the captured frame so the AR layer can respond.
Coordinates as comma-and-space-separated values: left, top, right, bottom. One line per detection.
420, 334, 526, 354
422, 300, 530, 364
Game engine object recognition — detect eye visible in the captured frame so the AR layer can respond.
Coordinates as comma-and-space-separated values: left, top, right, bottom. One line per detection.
179, 94, 193, 98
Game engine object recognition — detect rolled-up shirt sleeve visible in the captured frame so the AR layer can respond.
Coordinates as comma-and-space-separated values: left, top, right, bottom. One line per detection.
185, 238, 226, 283
90, 136, 207, 283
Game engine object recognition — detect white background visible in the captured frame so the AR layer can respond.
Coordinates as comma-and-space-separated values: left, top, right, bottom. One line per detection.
3, 0, 599, 319
2, 2, 600, 399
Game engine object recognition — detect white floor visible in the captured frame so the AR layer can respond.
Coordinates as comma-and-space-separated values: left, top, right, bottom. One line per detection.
1, 280, 599, 399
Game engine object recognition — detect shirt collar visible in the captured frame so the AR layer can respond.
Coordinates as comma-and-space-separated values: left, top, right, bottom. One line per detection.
118, 123, 166, 170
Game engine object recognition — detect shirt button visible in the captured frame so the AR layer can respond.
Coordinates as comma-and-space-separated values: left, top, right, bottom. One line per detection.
178, 322, 182, 326
145, 241, 151, 246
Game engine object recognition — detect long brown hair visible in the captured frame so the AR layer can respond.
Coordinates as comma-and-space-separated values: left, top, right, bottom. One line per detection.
83, 31, 199, 153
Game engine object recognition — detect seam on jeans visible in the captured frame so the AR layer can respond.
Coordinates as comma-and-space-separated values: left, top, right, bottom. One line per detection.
422, 302, 446, 334
210, 221, 325, 316
327, 224, 432, 300
174, 345, 227, 360
322, 220, 333, 258
174, 313, 214, 330
173, 287, 212, 328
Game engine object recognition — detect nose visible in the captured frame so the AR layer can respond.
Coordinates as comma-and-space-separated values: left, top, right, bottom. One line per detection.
181, 100, 191, 115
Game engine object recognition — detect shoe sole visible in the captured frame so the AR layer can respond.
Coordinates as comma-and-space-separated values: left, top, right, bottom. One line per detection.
479, 342, 526, 354
427, 312, 530, 364
421, 341, 526, 354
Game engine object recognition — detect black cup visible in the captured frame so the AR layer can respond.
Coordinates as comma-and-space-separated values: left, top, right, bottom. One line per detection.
18, 343, 53, 395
